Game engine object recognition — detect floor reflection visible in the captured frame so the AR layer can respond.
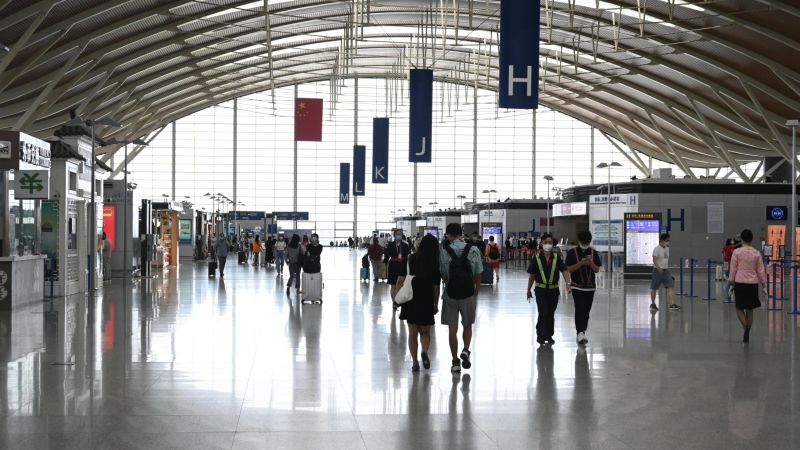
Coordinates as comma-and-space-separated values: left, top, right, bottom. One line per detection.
1, 248, 798, 449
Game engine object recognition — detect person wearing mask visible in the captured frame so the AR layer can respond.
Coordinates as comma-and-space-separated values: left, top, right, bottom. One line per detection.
286, 235, 302, 294
368, 237, 384, 282
723, 238, 736, 277
274, 236, 287, 275
484, 236, 502, 282
215, 233, 229, 278
650, 233, 681, 311
303, 234, 323, 273
440, 223, 484, 373
102, 232, 112, 282
400, 234, 441, 372
728, 229, 767, 343
385, 231, 411, 309
251, 236, 262, 267
378, 234, 387, 248
526, 233, 572, 345
565, 231, 602, 345
301, 235, 309, 253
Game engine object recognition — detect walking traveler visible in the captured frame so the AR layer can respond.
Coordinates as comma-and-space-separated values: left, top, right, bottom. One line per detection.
565, 231, 602, 345
728, 229, 767, 343
526, 233, 572, 345
400, 234, 441, 372
286, 235, 302, 294
439, 223, 484, 373
484, 236, 501, 282
215, 234, 229, 278
650, 233, 681, 311
251, 236, 262, 267
274, 236, 287, 275
368, 237, 384, 282
385, 231, 411, 309
102, 232, 112, 281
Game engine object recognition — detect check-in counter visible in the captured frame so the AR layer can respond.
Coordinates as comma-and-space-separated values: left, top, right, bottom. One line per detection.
0, 254, 46, 310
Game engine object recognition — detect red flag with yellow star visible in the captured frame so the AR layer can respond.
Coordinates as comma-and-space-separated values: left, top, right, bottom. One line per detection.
294, 98, 323, 141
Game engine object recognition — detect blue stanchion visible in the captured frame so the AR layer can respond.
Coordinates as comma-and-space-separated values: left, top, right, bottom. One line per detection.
791, 265, 799, 316
703, 259, 715, 301
687, 258, 697, 298
678, 257, 685, 296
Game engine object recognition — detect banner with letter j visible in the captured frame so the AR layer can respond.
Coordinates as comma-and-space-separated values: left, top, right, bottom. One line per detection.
372, 118, 389, 184
353, 145, 365, 196
408, 69, 433, 162
339, 163, 350, 204
499, 0, 540, 109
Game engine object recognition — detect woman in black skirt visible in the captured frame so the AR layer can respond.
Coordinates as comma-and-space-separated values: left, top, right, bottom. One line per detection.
400, 234, 441, 371
728, 229, 767, 343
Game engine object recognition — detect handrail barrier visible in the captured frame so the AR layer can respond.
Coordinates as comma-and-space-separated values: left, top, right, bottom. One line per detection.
687, 258, 697, 298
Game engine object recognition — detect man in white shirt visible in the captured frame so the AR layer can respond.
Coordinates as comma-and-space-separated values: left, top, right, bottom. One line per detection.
650, 233, 680, 311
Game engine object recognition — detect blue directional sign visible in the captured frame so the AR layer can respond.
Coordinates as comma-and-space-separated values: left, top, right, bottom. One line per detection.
230, 211, 266, 221
274, 211, 310, 221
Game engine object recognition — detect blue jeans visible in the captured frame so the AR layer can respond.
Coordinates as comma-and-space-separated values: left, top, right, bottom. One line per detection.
275, 251, 285, 272
287, 262, 301, 288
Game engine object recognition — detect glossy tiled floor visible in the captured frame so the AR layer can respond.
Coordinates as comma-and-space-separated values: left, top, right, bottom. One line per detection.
2, 248, 799, 449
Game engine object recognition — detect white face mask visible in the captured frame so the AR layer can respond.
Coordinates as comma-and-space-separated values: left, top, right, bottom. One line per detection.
663, 242, 670, 248
542, 244, 554, 252
579, 244, 590, 250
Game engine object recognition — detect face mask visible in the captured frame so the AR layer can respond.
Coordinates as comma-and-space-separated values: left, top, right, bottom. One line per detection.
579, 244, 590, 250
395, 234, 402, 240
665, 242, 670, 247
311, 237, 318, 244
542, 244, 553, 252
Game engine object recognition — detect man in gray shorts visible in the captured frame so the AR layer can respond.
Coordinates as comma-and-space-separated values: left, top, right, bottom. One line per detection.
439, 223, 484, 373
650, 233, 680, 311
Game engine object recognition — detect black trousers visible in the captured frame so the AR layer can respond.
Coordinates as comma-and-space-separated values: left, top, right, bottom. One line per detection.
572, 289, 595, 333
217, 256, 227, 275
534, 288, 560, 339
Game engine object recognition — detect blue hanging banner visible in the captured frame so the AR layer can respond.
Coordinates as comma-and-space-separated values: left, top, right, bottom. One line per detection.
408, 69, 433, 162
499, 0, 540, 109
353, 145, 366, 196
339, 163, 350, 204
372, 118, 389, 184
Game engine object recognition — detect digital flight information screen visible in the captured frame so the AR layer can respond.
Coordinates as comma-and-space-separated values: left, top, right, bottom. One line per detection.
625, 218, 660, 266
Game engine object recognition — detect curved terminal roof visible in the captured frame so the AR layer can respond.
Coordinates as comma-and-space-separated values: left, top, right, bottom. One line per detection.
0, 0, 797, 176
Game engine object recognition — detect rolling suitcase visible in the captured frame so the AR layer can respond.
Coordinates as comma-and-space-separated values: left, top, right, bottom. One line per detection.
301, 272, 323, 303
379, 262, 388, 280
208, 260, 217, 278
360, 267, 370, 281
238, 251, 247, 264
481, 262, 494, 285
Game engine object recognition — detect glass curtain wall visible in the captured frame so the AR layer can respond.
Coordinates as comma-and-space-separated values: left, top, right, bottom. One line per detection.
128, 79, 681, 241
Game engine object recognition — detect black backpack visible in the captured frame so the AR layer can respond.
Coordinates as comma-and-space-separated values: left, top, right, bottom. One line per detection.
444, 242, 475, 300
488, 244, 500, 260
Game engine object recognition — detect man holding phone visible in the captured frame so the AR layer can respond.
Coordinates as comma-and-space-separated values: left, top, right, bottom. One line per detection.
566, 231, 602, 345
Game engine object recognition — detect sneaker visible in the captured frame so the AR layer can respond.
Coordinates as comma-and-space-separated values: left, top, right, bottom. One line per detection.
668, 304, 681, 311
650, 303, 658, 311
460, 349, 471, 369
577, 332, 588, 345
412, 363, 420, 372
450, 358, 461, 373
421, 352, 430, 370
546, 337, 556, 345
537, 336, 546, 345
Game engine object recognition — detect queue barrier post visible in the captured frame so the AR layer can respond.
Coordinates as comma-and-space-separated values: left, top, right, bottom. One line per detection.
767, 262, 782, 311
791, 264, 799, 316
702, 259, 715, 301
678, 257, 685, 296
779, 260, 788, 300
687, 258, 697, 298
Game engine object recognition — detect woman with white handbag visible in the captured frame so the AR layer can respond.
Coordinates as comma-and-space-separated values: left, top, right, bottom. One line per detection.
396, 234, 441, 372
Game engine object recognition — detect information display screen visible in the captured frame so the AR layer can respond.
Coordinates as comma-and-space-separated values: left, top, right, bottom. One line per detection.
481, 225, 502, 238
423, 227, 439, 237
625, 218, 660, 266
103, 205, 116, 251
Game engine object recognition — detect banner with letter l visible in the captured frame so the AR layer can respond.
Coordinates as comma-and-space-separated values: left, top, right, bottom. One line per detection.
499, 0, 540, 109
339, 163, 350, 204
372, 118, 389, 183
353, 145, 365, 196
408, 69, 433, 162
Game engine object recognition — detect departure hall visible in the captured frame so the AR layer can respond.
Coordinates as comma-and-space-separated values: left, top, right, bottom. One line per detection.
0, 1, 798, 449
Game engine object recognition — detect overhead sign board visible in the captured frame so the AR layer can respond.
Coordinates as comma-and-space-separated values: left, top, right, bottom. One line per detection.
552, 201, 587, 217
274, 211, 309, 221
230, 211, 266, 221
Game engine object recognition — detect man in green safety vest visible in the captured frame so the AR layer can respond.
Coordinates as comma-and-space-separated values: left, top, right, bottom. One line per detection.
526, 233, 572, 345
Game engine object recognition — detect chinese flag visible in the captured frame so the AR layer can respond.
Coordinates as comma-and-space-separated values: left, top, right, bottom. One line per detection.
294, 98, 323, 141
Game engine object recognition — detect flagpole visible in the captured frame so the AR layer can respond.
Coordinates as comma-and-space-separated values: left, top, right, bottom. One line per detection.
293, 84, 298, 231
353, 77, 359, 244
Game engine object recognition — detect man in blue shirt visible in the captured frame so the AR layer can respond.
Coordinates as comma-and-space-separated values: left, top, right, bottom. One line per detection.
440, 223, 484, 373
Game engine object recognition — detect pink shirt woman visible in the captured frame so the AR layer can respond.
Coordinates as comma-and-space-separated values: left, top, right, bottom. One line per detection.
728, 246, 767, 286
